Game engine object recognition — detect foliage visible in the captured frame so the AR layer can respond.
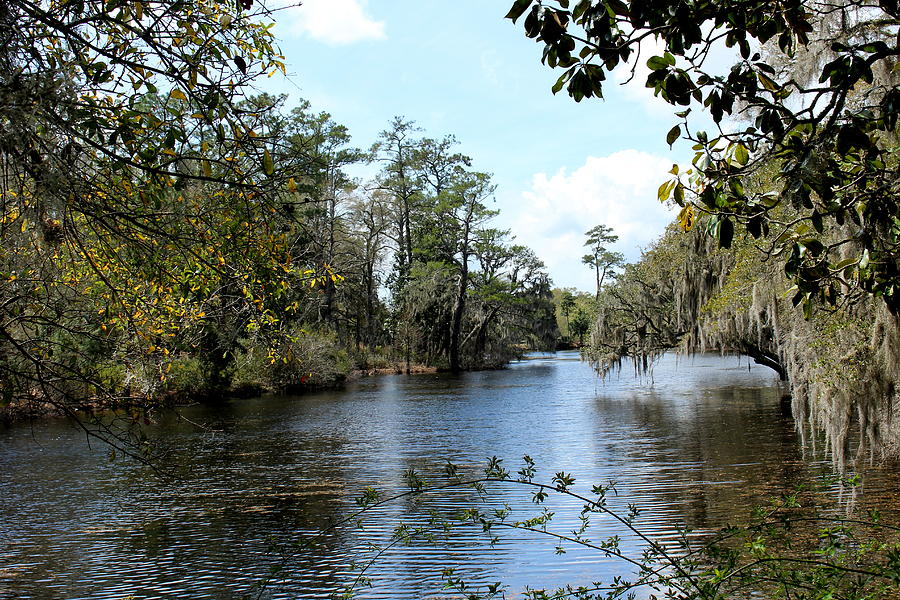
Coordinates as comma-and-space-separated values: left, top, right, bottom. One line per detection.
372, 119, 559, 372
507, 0, 900, 315
582, 224, 623, 299
229, 327, 351, 393
505, 1, 900, 460
0, 0, 300, 454
584, 196, 900, 463
552, 288, 595, 345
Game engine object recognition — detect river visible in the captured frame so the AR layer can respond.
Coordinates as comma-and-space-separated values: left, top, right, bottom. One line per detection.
1, 351, 898, 599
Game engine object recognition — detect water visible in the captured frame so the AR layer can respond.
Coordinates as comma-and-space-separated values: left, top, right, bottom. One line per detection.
1, 352, 898, 599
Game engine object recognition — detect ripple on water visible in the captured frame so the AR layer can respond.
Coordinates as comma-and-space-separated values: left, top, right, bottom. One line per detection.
1, 352, 898, 599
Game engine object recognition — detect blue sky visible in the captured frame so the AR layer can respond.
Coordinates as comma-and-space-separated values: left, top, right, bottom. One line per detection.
261, 0, 692, 292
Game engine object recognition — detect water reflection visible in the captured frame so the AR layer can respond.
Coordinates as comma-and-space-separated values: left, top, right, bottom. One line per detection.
0, 352, 897, 599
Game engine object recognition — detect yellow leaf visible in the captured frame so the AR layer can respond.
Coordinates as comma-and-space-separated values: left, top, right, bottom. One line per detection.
262, 149, 274, 176
169, 88, 188, 101
677, 205, 696, 231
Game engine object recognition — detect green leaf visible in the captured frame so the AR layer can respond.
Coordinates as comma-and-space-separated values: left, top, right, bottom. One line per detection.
647, 55, 670, 71
734, 143, 749, 165
552, 69, 573, 94
666, 125, 681, 147
505, 0, 533, 21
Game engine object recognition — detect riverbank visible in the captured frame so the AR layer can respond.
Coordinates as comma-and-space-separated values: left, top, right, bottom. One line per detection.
0, 360, 464, 424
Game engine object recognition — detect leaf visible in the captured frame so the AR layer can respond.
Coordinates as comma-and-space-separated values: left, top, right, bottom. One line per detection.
647, 55, 671, 71
505, 0, 533, 21
234, 56, 247, 74
734, 144, 749, 166
757, 72, 779, 92
169, 88, 187, 101
677, 205, 695, 230
666, 125, 681, 147
552, 69, 572, 94
262, 149, 274, 176
673, 182, 685, 205
607, 0, 630, 17
658, 180, 674, 202
718, 217, 734, 249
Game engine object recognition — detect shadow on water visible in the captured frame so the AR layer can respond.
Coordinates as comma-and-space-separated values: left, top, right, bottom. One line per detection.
1, 351, 898, 599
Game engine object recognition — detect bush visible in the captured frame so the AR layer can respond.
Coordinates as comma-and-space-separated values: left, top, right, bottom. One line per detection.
230, 328, 351, 393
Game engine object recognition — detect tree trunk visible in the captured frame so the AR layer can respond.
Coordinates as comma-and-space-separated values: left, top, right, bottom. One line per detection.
449, 223, 471, 374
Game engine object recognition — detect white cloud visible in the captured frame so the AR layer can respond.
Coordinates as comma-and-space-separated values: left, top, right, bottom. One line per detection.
282, 0, 386, 45
508, 150, 678, 291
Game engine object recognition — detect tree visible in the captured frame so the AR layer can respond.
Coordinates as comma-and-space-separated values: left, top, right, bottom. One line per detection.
281, 103, 362, 327
0, 0, 290, 453
569, 307, 593, 346
371, 117, 422, 285
560, 290, 576, 338
506, 0, 900, 315
440, 171, 498, 374
582, 224, 624, 299
346, 191, 391, 348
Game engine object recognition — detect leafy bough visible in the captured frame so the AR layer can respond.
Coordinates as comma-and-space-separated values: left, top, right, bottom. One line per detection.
254, 457, 900, 600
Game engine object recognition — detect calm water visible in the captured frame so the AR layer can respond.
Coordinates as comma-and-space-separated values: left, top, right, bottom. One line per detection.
1, 352, 898, 599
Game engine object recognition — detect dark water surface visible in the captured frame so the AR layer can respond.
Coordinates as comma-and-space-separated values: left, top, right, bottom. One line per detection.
1, 352, 898, 599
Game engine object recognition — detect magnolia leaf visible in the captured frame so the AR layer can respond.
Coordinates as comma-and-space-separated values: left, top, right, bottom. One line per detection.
666, 125, 681, 147
505, 0, 533, 21
262, 149, 274, 176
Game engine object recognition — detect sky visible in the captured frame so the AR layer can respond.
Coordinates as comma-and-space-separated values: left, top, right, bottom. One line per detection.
259, 0, 694, 292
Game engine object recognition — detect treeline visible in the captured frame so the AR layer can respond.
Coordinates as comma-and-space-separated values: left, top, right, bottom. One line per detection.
0, 1, 557, 440
245, 104, 559, 383
1, 93, 558, 417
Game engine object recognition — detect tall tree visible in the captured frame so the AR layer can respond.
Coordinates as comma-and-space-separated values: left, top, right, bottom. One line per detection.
371, 117, 422, 284
441, 171, 497, 374
582, 225, 623, 299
